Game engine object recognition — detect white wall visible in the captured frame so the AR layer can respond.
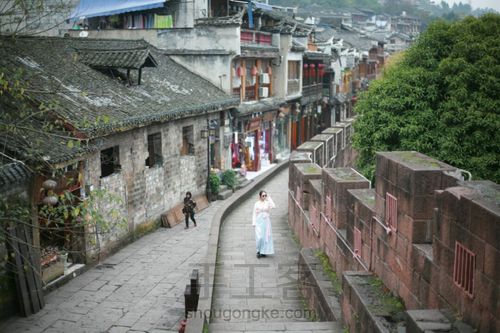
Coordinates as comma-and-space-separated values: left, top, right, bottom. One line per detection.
171, 54, 234, 93
68, 25, 240, 54
0, 0, 77, 36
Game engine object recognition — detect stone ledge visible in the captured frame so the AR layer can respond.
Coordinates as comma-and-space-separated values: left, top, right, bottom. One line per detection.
298, 248, 342, 322
342, 271, 406, 333
406, 309, 474, 333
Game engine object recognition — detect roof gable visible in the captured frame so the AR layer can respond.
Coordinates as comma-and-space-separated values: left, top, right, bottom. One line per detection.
76, 48, 158, 69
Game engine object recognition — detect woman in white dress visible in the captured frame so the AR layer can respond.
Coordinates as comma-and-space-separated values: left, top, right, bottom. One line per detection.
252, 190, 275, 258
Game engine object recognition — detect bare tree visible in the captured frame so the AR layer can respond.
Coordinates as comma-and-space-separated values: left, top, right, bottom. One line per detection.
0, 0, 78, 36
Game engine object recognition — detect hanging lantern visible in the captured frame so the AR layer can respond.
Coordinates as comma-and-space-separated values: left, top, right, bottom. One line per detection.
318, 63, 325, 78
42, 195, 58, 206
42, 179, 57, 190
236, 66, 242, 77
310, 64, 316, 80
303, 64, 309, 78
251, 66, 258, 77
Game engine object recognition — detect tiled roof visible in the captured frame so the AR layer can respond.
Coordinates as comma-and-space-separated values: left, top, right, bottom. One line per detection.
241, 44, 280, 58
314, 26, 336, 43
76, 48, 158, 69
0, 92, 98, 166
0, 162, 31, 187
334, 29, 377, 51
255, 9, 312, 36
0, 37, 239, 140
195, 13, 243, 26
291, 40, 306, 51
233, 98, 285, 116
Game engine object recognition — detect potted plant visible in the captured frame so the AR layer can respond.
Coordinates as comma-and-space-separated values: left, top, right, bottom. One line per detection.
208, 173, 220, 201
221, 169, 237, 192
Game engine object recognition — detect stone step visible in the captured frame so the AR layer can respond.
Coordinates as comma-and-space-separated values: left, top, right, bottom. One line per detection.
217, 188, 233, 200
208, 321, 343, 332
235, 179, 252, 190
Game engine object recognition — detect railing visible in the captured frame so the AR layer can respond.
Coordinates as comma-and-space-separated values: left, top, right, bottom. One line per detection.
302, 83, 323, 97
240, 29, 272, 45
244, 86, 256, 101
288, 190, 319, 237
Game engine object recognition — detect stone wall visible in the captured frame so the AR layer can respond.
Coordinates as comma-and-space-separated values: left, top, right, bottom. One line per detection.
432, 181, 499, 332
84, 114, 219, 261
289, 150, 500, 332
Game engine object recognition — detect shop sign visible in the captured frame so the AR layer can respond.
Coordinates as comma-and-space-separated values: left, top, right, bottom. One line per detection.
263, 111, 275, 122
246, 118, 261, 132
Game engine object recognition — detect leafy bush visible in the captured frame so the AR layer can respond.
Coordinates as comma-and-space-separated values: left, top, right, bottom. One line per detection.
208, 173, 220, 194
354, 15, 500, 183
221, 169, 237, 190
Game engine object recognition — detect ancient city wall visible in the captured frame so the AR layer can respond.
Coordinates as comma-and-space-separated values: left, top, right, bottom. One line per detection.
289, 148, 499, 332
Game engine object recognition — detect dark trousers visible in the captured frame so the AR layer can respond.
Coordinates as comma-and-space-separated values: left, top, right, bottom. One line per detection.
185, 212, 196, 227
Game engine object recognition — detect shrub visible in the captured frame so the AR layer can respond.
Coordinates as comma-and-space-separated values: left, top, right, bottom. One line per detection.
221, 169, 237, 190
208, 173, 220, 194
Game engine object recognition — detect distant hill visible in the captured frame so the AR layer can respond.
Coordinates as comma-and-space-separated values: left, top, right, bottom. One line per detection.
269, 0, 382, 12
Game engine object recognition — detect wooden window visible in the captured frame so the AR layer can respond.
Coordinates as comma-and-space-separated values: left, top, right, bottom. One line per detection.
181, 126, 194, 156
146, 132, 162, 167
453, 242, 475, 297
288, 61, 300, 80
354, 227, 361, 258
385, 192, 397, 232
100, 146, 120, 178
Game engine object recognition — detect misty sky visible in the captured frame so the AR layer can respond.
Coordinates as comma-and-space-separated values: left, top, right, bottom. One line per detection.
441, 0, 500, 11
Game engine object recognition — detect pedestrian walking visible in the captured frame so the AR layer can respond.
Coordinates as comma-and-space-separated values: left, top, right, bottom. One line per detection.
252, 190, 275, 258
183, 192, 197, 229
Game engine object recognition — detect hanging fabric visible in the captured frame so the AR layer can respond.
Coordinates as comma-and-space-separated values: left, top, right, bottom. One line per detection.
251, 66, 258, 77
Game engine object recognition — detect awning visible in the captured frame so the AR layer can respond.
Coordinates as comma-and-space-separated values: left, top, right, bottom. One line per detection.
69, 0, 166, 20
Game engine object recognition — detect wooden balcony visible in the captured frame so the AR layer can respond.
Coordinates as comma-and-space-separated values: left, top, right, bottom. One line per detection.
302, 83, 323, 98
240, 30, 273, 46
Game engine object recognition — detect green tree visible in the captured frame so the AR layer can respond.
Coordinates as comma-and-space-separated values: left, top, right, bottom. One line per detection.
353, 14, 500, 183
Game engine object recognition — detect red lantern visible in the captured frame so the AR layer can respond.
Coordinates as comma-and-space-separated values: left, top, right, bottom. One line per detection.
309, 63, 316, 81
236, 66, 242, 77
303, 63, 309, 78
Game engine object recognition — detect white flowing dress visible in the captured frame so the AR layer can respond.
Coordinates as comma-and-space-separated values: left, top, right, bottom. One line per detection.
252, 196, 276, 255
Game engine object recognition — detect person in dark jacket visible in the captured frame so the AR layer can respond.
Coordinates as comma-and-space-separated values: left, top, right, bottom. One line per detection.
183, 192, 197, 228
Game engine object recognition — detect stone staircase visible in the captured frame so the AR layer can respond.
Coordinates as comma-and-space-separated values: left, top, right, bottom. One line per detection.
209, 321, 343, 332
217, 174, 252, 200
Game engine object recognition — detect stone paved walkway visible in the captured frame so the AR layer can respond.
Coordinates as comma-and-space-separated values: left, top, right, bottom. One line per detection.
211, 169, 308, 324
1, 200, 224, 333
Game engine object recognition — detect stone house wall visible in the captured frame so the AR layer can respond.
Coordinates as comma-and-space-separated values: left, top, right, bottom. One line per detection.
84, 113, 220, 260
